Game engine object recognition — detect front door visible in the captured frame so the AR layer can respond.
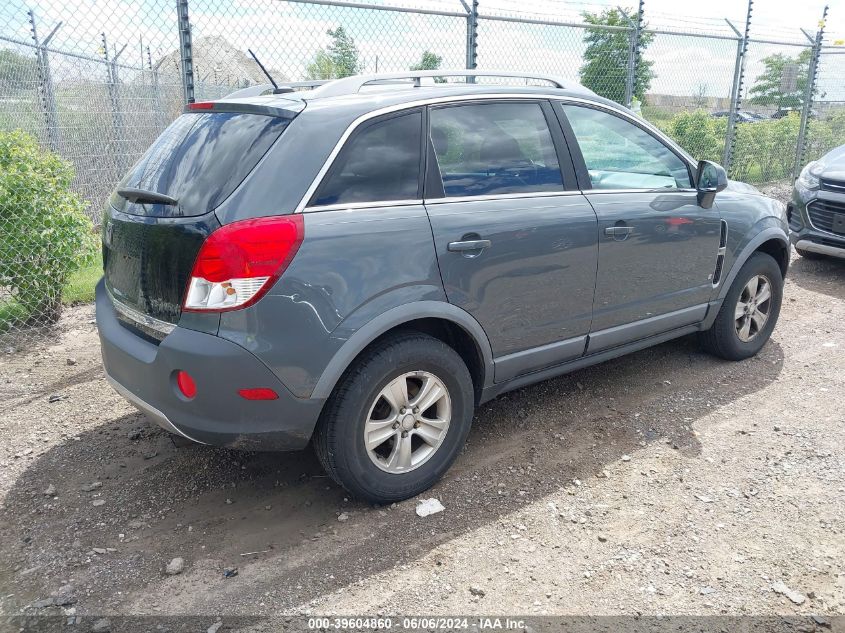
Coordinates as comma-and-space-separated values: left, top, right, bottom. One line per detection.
423, 100, 598, 381
558, 103, 722, 351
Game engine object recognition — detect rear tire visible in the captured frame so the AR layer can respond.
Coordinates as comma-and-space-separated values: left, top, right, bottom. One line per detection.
313, 332, 474, 503
699, 252, 783, 361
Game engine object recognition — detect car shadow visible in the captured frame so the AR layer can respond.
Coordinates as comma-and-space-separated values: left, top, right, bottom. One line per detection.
788, 250, 845, 300
0, 336, 784, 615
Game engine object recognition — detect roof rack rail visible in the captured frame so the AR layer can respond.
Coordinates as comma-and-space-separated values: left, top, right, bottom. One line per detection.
307, 69, 585, 99
224, 80, 330, 99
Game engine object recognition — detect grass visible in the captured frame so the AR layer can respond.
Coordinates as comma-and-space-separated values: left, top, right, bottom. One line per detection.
62, 262, 102, 305
0, 262, 102, 333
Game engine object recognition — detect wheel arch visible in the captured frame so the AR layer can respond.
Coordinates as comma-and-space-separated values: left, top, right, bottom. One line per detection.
717, 227, 789, 302
311, 302, 495, 404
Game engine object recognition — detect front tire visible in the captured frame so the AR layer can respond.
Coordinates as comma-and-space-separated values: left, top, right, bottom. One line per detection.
699, 252, 783, 361
313, 332, 475, 503
795, 246, 825, 261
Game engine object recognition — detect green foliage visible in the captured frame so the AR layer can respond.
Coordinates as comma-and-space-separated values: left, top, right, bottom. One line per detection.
306, 26, 362, 79
62, 262, 102, 306
729, 113, 801, 183
805, 108, 845, 160
0, 49, 38, 96
749, 50, 811, 109
579, 8, 655, 105
410, 50, 445, 83
0, 130, 96, 326
411, 50, 442, 71
662, 110, 726, 165
651, 110, 812, 184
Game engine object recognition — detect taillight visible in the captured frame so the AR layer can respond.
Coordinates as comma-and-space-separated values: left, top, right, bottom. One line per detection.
183, 215, 303, 312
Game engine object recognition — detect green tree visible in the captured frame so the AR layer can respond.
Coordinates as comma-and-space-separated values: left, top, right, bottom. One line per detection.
579, 8, 655, 105
748, 50, 811, 109
306, 49, 336, 80
0, 49, 38, 95
305, 26, 362, 80
410, 50, 445, 83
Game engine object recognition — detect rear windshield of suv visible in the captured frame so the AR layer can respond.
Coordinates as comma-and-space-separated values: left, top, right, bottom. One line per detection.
112, 111, 292, 217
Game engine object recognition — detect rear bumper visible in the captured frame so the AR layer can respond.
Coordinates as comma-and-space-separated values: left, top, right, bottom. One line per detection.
96, 280, 323, 450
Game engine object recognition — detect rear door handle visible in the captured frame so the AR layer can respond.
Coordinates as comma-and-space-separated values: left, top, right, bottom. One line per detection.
604, 226, 634, 237
447, 239, 492, 253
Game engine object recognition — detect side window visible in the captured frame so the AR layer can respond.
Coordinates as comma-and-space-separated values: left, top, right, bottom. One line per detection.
311, 111, 422, 207
430, 102, 564, 198
561, 104, 692, 190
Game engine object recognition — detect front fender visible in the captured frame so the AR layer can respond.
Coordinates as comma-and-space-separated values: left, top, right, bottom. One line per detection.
716, 224, 788, 303
311, 300, 495, 401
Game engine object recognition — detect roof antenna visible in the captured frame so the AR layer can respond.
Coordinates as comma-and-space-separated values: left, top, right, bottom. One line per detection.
247, 48, 291, 94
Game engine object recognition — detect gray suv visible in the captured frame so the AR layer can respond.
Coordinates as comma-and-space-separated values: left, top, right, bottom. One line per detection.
97, 70, 789, 503
790, 143, 845, 260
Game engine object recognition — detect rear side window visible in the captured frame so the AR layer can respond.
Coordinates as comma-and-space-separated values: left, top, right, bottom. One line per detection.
430, 102, 564, 198
311, 111, 422, 207
114, 112, 291, 216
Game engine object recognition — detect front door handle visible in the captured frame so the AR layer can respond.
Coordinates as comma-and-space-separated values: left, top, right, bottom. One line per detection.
447, 239, 492, 253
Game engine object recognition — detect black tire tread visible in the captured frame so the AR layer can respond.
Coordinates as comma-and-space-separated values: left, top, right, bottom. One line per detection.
313, 331, 469, 498
699, 252, 782, 361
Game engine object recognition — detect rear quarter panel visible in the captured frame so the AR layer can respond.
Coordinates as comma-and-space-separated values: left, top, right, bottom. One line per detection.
216, 206, 446, 399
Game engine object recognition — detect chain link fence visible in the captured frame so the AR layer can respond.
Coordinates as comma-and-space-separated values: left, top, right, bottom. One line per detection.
0, 0, 841, 343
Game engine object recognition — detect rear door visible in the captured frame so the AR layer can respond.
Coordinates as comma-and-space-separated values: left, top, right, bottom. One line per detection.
423, 100, 598, 382
556, 102, 722, 352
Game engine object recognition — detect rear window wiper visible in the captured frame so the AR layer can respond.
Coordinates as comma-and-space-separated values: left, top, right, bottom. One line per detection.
117, 188, 179, 206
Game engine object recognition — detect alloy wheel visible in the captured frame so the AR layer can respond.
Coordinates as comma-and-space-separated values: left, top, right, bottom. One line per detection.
363, 371, 452, 474
734, 274, 772, 342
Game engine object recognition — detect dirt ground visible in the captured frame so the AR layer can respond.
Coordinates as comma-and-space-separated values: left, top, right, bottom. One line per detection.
1, 227, 844, 620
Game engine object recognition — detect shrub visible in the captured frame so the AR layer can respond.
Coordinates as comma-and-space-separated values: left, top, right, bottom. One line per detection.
656, 110, 808, 185
661, 110, 726, 165
0, 130, 96, 326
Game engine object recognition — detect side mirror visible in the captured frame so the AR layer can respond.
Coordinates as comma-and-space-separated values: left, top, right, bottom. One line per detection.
696, 160, 728, 209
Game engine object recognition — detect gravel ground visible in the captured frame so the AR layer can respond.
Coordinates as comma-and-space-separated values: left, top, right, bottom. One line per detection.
1, 205, 844, 619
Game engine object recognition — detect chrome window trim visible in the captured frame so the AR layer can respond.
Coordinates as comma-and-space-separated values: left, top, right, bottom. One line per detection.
304, 199, 424, 213
293, 92, 698, 214
425, 190, 583, 205
107, 286, 176, 336
583, 188, 698, 195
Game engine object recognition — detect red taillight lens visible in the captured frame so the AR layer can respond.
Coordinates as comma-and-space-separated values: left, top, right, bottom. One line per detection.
176, 371, 197, 399
237, 388, 279, 400
188, 101, 215, 110
183, 215, 304, 312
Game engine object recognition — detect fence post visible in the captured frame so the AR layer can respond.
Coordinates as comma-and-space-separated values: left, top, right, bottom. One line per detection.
622, 0, 644, 109
102, 33, 129, 174
462, 0, 478, 73
148, 46, 167, 132
793, 5, 828, 180
28, 10, 62, 153
722, 0, 753, 172
177, 0, 195, 103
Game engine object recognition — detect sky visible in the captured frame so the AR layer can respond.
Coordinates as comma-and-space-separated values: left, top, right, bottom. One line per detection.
2, 0, 843, 101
